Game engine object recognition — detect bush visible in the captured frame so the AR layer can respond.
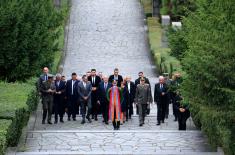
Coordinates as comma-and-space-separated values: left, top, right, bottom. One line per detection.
0, 120, 12, 155
180, 0, 235, 154
167, 27, 188, 60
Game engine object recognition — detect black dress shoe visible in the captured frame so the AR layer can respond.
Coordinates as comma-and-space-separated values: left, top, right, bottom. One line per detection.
92, 115, 94, 119
54, 120, 58, 124
81, 120, 85, 124
60, 119, 64, 123
95, 117, 98, 121
73, 118, 76, 121
162, 120, 164, 123
174, 118, 178, 121
139, 124, 143, 127
105, 122, 109, 125
48, 121, 52, 124
87, 117, 92, 123
68, 117, 71, 121
42, 120, 45, 124
156, 122, 161, 126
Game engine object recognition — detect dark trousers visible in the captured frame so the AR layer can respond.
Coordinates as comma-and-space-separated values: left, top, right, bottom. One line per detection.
138, 104, 147, 124
101, 100, 109, 123
42, 96, 53, 122
178, 113, 188, 130
112, 110, 120, 129
54, 95, 65, 121
157, 102, 167, 122
126, 102, 133, 120
80, 101, 91, 120
67, 95, 78, 119
91, 93, 99, 117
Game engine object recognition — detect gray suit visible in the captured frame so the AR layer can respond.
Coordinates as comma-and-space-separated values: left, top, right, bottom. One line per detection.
77, 81, 92, 120
135, 84, 152, 125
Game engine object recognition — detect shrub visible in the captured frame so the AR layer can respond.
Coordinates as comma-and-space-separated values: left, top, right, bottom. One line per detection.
180, 0, 235, 154
0, 120, 12, 155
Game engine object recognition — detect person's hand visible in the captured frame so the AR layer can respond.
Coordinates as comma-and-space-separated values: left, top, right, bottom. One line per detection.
92, 87, 97, 91
161, 92, 165, 96
97, 100, 100, 105
84, 96, 88, 100
57, 91, 61, 94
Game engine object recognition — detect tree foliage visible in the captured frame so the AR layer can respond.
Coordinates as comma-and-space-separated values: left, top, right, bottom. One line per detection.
0, 0, 63, 82
179, 0, 235, 154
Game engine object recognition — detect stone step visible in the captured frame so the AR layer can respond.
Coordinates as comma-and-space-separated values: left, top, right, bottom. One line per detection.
20, 130, 215, 154
15, 151, 221, 155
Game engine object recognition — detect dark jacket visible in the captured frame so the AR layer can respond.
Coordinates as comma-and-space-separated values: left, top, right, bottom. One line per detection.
154, 83, 168, 104
108, 75, 123, 87
97, 81, 112, 103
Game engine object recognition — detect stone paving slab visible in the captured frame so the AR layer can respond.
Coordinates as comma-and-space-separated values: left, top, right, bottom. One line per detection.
33, 104, 196, 131
22, 131, 212, 153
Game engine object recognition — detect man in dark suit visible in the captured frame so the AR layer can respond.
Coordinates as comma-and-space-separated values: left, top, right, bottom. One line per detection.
125, 76, 136, 120
37, 67, 49, 92
154, 76, 169, 125
77, 75, 92, 124
108, 68, 123, 87
88, 69, 101, 121
97, 75, 112, 124
66, 72, 80, 121
54, 73, 66, 123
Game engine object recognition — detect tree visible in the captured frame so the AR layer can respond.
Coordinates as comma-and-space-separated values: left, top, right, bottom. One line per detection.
0, 0, 62, 81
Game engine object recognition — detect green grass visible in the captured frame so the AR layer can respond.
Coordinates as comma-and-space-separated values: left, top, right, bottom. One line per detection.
147, 17, 183, 76
51, 0, 70, 74
0, 82, 34, 118
140, 0, 153, 16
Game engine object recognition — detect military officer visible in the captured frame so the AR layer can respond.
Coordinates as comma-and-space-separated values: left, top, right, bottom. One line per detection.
40, 74, 56, 124
135, 78, 152, 126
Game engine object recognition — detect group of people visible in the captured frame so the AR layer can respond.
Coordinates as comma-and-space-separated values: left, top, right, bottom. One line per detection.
38, 67, 190, 130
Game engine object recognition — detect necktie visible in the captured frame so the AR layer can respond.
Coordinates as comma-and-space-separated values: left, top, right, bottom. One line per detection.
72, 80, 74, 95
45, 75, 48, 81
104, 83, 107, 90
92, 77, 95, 84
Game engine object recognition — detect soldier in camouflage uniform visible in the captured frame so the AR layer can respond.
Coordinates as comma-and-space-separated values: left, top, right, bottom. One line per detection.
40, 74, 56, 124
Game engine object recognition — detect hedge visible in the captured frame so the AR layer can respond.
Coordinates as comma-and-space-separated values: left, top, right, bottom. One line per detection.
0, 120, 12, 155
0, 80, 39, 154
147, 17, 183, 77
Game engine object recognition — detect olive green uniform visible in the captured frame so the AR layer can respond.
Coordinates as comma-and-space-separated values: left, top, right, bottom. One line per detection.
40, 80, 55, 123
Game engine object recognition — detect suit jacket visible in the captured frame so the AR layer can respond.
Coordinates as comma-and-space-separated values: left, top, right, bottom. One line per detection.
66, 79, 79, 98
154, 83, 168, 104
125, 81, 136, 104
97, 81, 112, 103
54, 80, 66, 96
134, 84, 152, 104
77, 81, 92, 105
88, 75, 101, 87
108, 75, 123, 87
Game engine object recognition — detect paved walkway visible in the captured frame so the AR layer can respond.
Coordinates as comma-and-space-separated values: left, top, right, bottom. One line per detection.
8, 0, 220, 154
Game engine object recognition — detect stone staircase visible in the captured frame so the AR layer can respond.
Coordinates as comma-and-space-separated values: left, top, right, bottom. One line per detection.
7, 104, 222, 155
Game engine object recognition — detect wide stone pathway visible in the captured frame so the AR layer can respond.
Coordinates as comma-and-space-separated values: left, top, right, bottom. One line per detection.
8, 0, 221, 154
